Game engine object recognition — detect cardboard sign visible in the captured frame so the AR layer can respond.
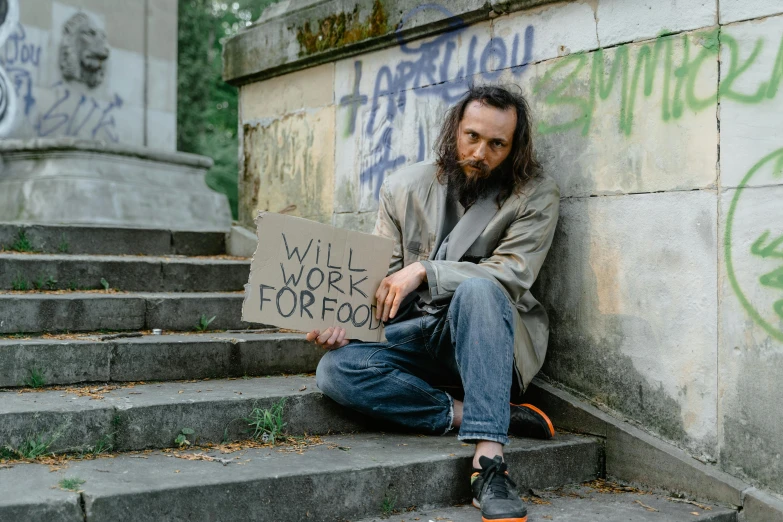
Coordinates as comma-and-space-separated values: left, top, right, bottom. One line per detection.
242, 212, 394, 342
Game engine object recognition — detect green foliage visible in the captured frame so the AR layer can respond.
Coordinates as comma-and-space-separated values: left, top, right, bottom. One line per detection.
32, 275, 44, 290
58, 235, 69, 253
175, 427, 195, 448
58, 477, 86, 491
86, 433, 115, 456
11, 272, 27, 291
11, 230, 33, 252
244, 398, 286, 443
380, 494, 397, 517
14, 433, 57, 459
45, 276, 58, 290
195, 313, 217, 331
24, 367, 45, 388
100, 278, 110, 291
177, 0, 276, 219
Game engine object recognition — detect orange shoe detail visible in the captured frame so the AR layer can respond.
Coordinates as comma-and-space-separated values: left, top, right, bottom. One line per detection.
510, 403, 555, 438
481, 517, 527, 522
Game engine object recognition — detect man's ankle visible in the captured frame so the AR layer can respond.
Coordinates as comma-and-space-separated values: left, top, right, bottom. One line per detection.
473, 441, 504, 468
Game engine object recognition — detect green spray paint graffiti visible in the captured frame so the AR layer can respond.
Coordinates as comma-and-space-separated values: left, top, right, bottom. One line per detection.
534, 28, 783, 137
725, 148, 783, 342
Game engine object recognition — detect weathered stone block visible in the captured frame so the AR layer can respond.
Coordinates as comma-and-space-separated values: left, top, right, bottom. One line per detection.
503, 29, 718, 197
146, 0, 178, 61
719, 14, 783, 189
107, 48, 146, 108
0, 139, 230, 231
537, 191, 719, 456
240, 106, 335, 225
719, 183, 783, 495
146, 56, 177, 113
492, 1, 599, 66
145, 108, 176, 150
332, 212, 377, 233
596, 0, 716, 47
720, 0, 783, 24
240, 62, 335, 121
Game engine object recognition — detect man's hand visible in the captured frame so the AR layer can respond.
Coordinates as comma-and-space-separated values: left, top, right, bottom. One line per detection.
306, 327, 349, 350
375, 262, 427, 322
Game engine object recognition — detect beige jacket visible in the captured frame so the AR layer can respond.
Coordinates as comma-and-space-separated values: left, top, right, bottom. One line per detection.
373, 161, 560, 391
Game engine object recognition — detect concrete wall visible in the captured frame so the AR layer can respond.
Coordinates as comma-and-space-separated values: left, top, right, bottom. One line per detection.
0, 0, 177, 149
231, 0, 783, 497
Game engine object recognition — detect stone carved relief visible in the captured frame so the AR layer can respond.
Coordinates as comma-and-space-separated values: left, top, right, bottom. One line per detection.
59, 12, 110, 89
0, 0, 19, 136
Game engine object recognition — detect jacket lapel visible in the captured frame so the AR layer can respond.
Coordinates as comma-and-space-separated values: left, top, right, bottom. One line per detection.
445, 187, 501, 262
428, 180, 447, 261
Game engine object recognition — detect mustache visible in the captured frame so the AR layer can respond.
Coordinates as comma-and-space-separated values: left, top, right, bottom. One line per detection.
458, 158, 491, 177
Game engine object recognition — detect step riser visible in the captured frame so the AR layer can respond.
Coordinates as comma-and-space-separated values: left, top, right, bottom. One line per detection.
80, 442, 602, 522
1, 392, 364, 454
0, 257, 249, 292
0, 224, 226, 256
0, 294, 251, 334
0, 337, 322, 387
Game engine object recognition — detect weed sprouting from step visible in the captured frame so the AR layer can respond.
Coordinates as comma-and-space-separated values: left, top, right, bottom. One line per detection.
58, 235, 69, 253
68, 281, 78, 291
244, 398, 287, 444
175, 427, 195, 448
11, 272, 27, 291
32, 275, 45, 290
380, 493, 397, 517
195, 313, 217, 332
100, 278, 110, 291
11, 230, 34, 252
15, 433, 57, 459
58, 477, 85, 492
45, 275, 58, 290
23, 367, 45, 388
86, 433, 115, 456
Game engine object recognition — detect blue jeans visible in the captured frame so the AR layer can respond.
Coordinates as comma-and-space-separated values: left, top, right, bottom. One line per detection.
316, 278, 516, 445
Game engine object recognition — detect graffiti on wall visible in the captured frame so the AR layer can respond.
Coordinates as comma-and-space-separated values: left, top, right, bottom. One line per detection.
0, 0, 19, 136
340, 4, 534, 199
342, 6, 783, 201
534, 29, 783, 137
0, 17, 125, 142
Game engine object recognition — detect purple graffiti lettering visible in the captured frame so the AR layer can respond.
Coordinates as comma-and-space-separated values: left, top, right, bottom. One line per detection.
360, 127, 406, 200
36, 84, 71, 136
6, 66, 33, 114
352, 3, 535, 198
91, 93, 123, 142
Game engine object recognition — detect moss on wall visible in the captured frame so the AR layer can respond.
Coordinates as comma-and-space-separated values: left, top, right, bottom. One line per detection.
295, 0, 389, 57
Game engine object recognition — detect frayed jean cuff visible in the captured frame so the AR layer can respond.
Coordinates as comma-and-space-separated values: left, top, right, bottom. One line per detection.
457, 432, 509, 446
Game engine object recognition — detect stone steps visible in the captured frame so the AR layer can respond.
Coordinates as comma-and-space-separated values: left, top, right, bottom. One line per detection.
354, 484, 738, 522
0, 253, 249, 292
0, 223, 227, 256
0, 432, 603, 522
0, 292, 251, 334
0, 375, 364, 454
0, 333, 320, 387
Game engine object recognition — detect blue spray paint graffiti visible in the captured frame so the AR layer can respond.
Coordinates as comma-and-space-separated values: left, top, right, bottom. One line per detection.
1, 22, 125, 142
342, 4, 535, 199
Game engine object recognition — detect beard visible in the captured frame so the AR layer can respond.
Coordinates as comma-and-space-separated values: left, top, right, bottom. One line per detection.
443, 157, 510, 209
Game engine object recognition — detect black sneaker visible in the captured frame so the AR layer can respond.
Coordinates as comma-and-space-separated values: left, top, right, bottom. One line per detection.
471, 455, 527, 522
509, 403, 555, 439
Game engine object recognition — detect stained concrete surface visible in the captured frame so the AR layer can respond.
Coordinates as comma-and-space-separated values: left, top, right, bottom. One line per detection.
0, 432, 601, 522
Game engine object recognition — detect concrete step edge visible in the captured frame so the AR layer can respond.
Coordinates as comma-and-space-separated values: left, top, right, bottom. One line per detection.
0, 253, 249, 292
0, 332, 320, 387
0, 223, 227, 256
0, 375, 363, 454
0, 292, 254, 334
0, 432, 603, 522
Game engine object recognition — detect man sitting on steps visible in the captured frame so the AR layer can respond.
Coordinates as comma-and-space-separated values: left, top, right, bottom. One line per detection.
308, 85, 560, 522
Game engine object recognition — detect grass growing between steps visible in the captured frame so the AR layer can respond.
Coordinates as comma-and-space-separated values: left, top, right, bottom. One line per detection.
244, 398, 287, 444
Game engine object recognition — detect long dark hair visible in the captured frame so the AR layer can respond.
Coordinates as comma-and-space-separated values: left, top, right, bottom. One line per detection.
435, 85, 540, 206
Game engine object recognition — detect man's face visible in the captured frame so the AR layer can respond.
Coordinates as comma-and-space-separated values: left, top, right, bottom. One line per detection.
456, 100, 517, 179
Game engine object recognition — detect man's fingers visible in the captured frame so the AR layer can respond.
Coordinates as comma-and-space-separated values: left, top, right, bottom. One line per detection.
389, 295, 401, 320
382, 289, 396, 321
316, 327, 334, 345
375, 285, 390, 319
305, 330, 320, 342
335, 328, 347, 346
326, 327, 340, 346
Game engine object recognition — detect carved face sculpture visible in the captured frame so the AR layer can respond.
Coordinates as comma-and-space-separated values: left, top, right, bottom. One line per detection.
59, 12, 110, 89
